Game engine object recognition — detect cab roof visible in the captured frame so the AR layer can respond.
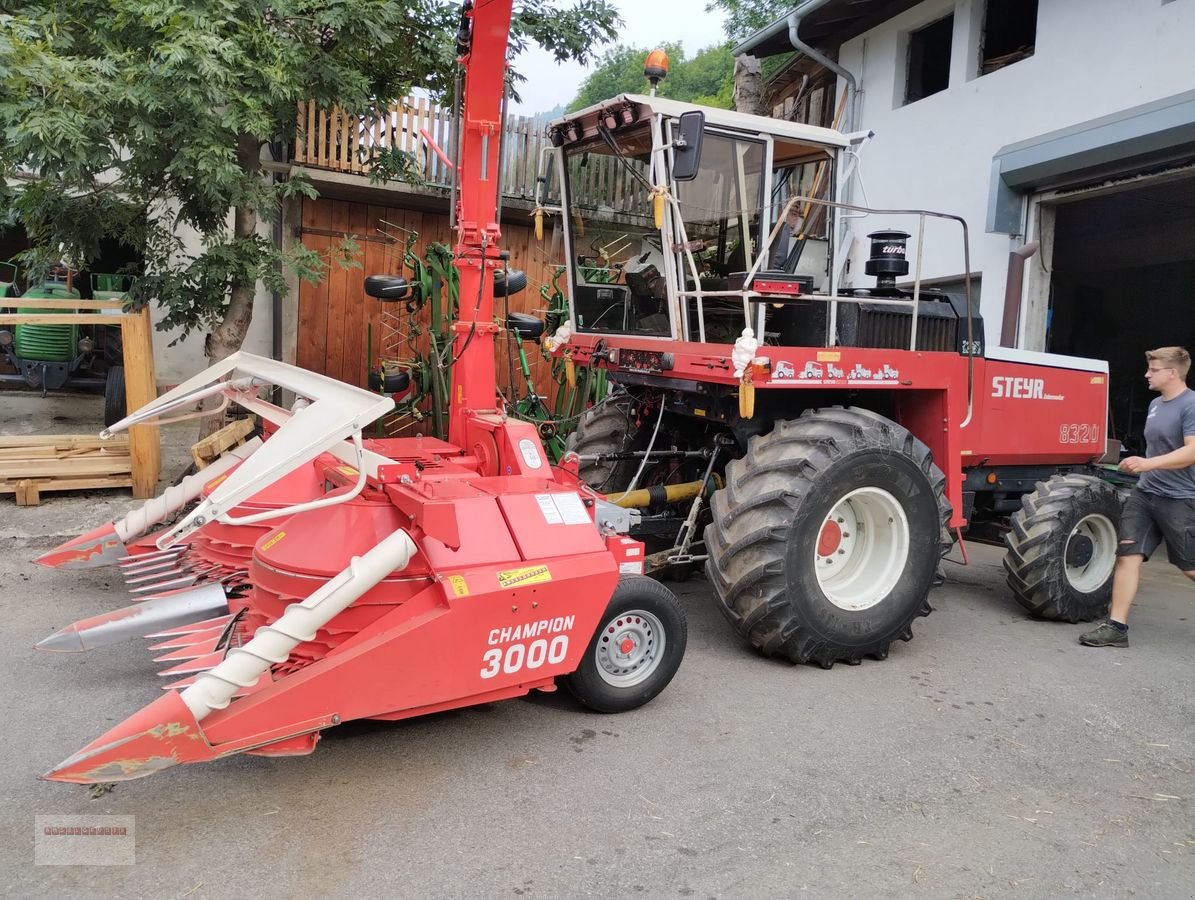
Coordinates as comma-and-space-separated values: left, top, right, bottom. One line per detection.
554, 93, 852, 149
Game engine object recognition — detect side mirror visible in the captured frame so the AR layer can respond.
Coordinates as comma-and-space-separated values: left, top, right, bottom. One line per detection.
671, 111, 705, 182
363, 275, 409, 301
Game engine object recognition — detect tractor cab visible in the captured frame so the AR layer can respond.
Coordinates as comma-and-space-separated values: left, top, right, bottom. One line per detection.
544, 95, 979, 356
547, 94, 853, 346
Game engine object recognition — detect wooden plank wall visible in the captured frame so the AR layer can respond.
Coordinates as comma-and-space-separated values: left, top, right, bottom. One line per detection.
297, 197, 569, 419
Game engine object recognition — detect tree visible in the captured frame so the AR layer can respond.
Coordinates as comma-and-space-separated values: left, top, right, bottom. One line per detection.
705, 0, 792, 42
0, 1, 619, 389
568, 43, 734, 112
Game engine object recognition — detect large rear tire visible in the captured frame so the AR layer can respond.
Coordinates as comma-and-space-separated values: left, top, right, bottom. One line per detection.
1003, 474, 1123, 622
563, 575, 687, 713
704, 407, 951, 667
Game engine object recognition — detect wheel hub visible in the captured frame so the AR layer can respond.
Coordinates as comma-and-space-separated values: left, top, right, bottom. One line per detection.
1065, 513, 1117, 593
596, 610, 664, 687
1066, 533, 1094, 567
817, 520, 843, 556
814, 487, 910, 612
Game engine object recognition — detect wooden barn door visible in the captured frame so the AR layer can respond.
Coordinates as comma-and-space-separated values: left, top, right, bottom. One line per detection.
297, 196, 563, 409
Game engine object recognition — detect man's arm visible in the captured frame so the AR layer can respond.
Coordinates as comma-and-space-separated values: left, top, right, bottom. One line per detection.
1120, 435, 1195, 473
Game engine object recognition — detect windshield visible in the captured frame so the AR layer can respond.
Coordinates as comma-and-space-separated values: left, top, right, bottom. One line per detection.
670, 130, 766, 344
562, 124, 670, 336
765, 159, 834, 289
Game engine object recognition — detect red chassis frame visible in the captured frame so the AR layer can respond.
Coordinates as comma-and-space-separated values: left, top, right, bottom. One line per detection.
566, 334, 1108, 529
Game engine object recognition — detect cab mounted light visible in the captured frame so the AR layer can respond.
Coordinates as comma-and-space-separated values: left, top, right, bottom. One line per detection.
644, 49, 669, 96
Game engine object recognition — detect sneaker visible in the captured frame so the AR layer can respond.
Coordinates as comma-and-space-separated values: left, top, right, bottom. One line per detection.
1079, 621, 1129, 648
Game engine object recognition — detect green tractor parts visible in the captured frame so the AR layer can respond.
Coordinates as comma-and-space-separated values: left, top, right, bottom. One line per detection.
0, 270, 129, 427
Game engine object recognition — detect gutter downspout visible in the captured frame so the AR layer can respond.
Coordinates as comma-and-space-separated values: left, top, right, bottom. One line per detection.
786, 4, 859, 132
783, 2, 863, 295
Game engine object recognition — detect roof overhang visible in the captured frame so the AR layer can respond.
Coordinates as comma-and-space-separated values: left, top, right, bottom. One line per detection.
731, 0, 925, 59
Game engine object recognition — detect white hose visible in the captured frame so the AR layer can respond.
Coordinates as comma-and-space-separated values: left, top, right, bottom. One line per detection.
622, 398, 666, 496
179, 528, 418, 721
114, 438, 262, 542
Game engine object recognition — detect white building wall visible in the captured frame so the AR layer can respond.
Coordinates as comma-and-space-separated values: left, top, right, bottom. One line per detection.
834, 0, 1194, 345
150, 208, 275, 387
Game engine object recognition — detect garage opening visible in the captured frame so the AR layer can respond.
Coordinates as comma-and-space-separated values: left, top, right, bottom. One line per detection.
1044, 172, 1195, 454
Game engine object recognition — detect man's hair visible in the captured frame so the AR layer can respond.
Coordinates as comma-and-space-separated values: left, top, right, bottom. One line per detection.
1146, 346, 1191, 380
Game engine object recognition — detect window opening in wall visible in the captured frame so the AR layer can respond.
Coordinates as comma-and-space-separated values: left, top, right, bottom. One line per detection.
981, 0, 1038, 75
905, 15, 954, 104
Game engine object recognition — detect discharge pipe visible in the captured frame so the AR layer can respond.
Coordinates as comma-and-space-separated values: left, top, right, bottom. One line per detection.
999, 241, 1040, 347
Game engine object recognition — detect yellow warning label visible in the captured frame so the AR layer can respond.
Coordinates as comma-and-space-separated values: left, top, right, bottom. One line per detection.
261, 531, 287, 552
336, 465, 359, 477
205, 472, 230, 490
817, 351, 841, 362
497, 565, 552, 589
448, 575, 470, 597
1090, 375, 1105, 384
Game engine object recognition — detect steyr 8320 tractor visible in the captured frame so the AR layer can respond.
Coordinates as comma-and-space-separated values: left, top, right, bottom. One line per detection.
31, 0, 687, 785
534, 92, 1118, 667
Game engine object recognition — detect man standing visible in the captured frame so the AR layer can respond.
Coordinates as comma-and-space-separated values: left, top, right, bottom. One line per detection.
1081, 346, 1195, 647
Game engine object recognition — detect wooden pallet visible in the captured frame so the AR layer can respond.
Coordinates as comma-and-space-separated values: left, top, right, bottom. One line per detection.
0, 434, 133, 506
191, 417, 255, 470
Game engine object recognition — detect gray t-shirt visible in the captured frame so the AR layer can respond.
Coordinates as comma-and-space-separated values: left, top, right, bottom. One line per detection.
1138, 388, 1195, 498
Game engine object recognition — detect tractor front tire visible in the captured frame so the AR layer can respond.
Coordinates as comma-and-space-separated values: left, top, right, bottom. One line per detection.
104, 365, 126, 428
705, 407, 951, 667
564, 575, 687, 713
567, 394, 637, 493
1003, 474, 1123, 622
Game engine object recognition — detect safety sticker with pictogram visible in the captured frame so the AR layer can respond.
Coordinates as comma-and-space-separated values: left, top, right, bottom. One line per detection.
496, 565, 552, 589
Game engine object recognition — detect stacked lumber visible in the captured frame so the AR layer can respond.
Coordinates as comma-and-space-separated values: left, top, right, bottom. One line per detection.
0, 434, 133, 506
191, 417, 255, 470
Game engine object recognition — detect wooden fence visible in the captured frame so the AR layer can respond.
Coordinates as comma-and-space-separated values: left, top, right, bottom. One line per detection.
293, 96, 648, 212
294, 96, 552, 201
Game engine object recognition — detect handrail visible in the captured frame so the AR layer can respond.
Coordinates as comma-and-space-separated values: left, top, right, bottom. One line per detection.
665, 193, 975, 424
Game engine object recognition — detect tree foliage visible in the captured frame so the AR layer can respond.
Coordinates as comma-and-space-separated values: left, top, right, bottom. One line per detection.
0, 1, 619, 366
568, 42, 735, 112
705, 0, 792, 42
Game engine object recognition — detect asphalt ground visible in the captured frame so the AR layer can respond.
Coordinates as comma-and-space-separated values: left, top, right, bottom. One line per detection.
2, 392, 1193, 898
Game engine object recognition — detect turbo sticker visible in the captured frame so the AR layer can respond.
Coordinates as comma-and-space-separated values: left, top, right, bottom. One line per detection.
496, 565, 552, 589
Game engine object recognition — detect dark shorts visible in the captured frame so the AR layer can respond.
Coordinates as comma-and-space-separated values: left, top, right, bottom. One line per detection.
1117, 489, 1195, 570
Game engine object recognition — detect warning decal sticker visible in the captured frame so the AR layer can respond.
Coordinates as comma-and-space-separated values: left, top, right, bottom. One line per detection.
497, 565, 552, 589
